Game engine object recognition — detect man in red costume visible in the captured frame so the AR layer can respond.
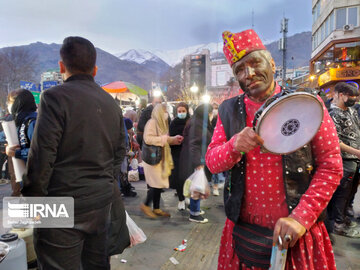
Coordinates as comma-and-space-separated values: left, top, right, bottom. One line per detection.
206, 29, 343, 270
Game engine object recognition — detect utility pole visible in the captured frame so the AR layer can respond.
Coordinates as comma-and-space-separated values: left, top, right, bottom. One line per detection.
251, 9, 255, 28
279, 17, 288, 87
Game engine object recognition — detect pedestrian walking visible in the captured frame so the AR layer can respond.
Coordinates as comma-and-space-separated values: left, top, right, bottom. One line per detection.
169, 102, 190, 210
22, 36, 127, 270
327, 82, 360, 237
206, 29, 343, 269
179, 103, 213, 223
140, 103, 183, 218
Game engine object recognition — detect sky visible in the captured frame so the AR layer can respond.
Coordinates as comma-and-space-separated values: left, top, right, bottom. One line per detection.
0, 0, 312, 54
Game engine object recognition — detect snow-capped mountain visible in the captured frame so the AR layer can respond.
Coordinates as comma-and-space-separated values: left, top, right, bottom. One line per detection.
152, 42, 224, 67
116, 39, 275, 67
117, 49, 164, 64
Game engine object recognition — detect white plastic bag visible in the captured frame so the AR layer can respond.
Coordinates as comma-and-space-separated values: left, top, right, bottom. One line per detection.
189, 168, 210, 200
128, 170, 139, 182
126, 211, 147, 247
130, 158, 138, 170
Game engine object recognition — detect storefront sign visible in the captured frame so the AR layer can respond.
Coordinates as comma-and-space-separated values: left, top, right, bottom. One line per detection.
318, 67, 360, 86
336, 68, 360, 78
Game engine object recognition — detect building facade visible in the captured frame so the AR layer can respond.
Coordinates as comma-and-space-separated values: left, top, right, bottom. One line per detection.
40, 70, 63, 90
180, 49, 211, 95
311, 0, 360, 96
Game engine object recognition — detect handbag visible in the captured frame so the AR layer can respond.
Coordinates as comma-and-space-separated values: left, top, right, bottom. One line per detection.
141, 123, 163, 165
141, 143, 162, 165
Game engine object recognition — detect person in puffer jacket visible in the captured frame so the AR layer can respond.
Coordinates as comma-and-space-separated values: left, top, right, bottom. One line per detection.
5, 89, 37, 162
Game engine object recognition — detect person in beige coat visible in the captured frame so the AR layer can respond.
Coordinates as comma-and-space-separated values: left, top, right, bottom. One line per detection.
140, 104, 183, 218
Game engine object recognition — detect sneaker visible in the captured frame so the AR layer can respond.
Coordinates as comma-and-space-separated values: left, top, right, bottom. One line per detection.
345, 220, 358, 228
189, 215, 208, 224
185, 198, 190, 205
178, 200, 186, 211
153, 209, 171, 217
140, 204, 157, 219
213, 188, 220, 196
334, 223, 360, 238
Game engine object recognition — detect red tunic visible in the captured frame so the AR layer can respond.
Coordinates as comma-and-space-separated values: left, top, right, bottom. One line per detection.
206, 86, 343, 270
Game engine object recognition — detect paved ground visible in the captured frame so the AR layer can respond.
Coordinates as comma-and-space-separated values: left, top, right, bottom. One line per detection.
110, 181, 225, 270
0, 179, 360, 269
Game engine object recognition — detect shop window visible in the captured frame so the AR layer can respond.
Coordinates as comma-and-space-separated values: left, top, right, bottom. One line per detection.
334, 42, 360, 67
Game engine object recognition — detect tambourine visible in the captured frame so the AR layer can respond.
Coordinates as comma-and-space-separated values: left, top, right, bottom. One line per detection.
253, 91, 324, 155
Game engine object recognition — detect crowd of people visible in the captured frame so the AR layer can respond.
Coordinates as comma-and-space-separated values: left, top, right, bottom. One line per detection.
0, 29, 359, 270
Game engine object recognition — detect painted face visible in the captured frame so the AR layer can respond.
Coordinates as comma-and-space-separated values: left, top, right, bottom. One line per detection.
233, 51, 275, 98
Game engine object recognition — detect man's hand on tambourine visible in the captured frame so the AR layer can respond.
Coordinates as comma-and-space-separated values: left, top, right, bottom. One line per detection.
234, 127, 264, 153
273, 217, 306, 250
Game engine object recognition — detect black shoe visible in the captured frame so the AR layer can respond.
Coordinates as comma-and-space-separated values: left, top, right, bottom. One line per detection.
123, 190, 137, 197
189, 215, 208, 224
334, 223, 360, 238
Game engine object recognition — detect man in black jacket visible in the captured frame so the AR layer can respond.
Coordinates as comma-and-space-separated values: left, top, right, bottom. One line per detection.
328, 82, 360, 237
22, 36, 126, 269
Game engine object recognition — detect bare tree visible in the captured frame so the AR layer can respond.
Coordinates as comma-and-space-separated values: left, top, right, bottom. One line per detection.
0, 47, 38, 109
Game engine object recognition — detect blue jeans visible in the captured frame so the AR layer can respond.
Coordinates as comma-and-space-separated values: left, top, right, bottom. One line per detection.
212, 173, 225, 185
190, 198, 201, 216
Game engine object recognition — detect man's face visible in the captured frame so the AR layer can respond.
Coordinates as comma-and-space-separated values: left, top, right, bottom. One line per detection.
340, 93, 357, 107
233, 51, 275, 98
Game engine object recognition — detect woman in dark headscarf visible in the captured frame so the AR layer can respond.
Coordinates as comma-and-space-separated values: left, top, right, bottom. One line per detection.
5, 89, 37, 162
179, 103, 214, 223
169, 102, 190, 210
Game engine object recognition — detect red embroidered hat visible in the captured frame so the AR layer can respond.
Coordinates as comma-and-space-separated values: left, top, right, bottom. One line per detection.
222, 29, 266, 67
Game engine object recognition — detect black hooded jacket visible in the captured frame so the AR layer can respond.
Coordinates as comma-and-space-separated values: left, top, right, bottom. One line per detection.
179, 104, 213, 182
11, 89, 37, 161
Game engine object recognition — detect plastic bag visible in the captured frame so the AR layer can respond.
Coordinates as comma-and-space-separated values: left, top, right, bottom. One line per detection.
183, 179, 192, 198
189, 168, 210, 200
126, 211, 147, 247
130, 158, 138, 170
128, 170, 139, 182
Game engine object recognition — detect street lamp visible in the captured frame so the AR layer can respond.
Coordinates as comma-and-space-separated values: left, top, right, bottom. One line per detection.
190, 83, 198, 93
153, 88, 162, 97
201, 94, 211, 103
